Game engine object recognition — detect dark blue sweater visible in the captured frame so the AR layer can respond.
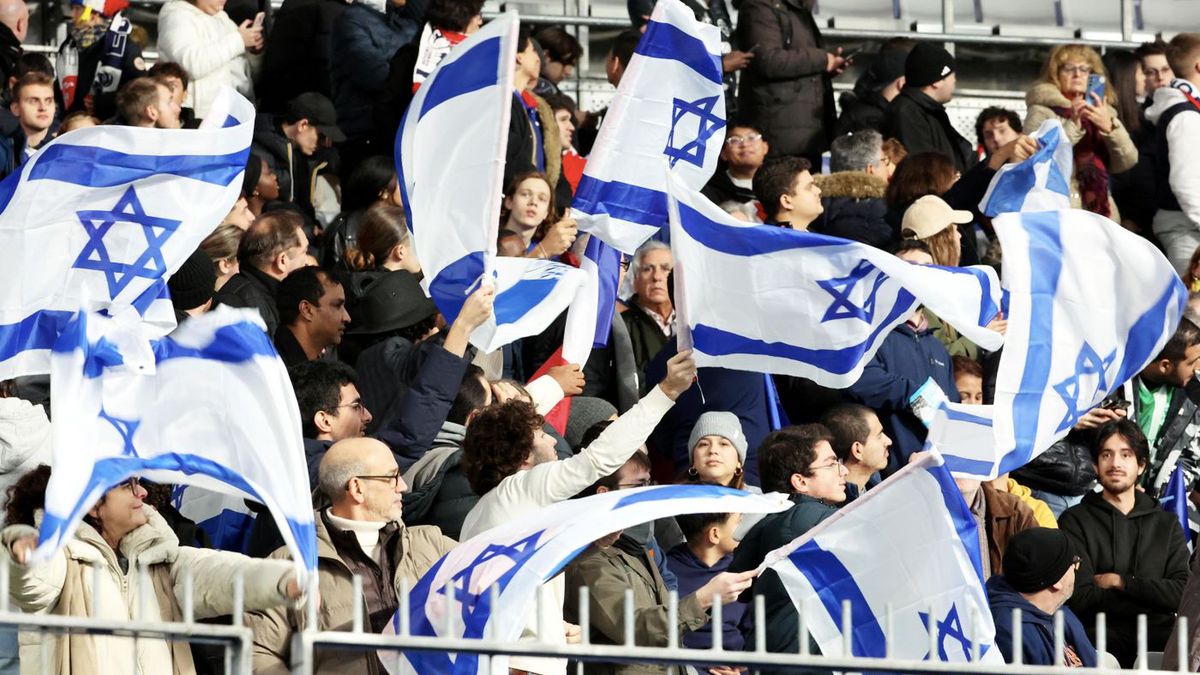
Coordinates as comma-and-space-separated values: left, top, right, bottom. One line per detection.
665, 543, 745, 651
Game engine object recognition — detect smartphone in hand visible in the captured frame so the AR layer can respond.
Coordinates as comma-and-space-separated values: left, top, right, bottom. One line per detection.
1087, 74, 1106, 103
252, 11, 265, 29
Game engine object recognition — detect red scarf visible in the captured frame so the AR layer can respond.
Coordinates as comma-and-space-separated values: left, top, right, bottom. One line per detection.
1050, 103, 1112, 218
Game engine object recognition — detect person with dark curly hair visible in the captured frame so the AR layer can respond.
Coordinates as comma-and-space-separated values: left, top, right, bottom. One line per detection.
459, 350, 698, 675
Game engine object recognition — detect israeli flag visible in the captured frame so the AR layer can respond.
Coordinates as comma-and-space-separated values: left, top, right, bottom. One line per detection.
561, 235, 621, 363
172, 485, 256, 553
37, 306, 317, 578
927, 209, 1187, 478
396, 13, 586, 353
978, 119, 1072, 218
667, 175, 1004, 386
570, 0, 726, 254
392, 485, 790, 674
762, 451, 1000, 664
0, 88, 253, 380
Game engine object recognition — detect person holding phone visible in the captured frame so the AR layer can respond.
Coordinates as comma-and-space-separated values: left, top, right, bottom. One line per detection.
156, 0, 263, 120
1023, 44, 1138, 220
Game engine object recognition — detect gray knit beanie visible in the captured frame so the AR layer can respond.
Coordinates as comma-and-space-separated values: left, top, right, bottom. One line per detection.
687, 411, 748, 464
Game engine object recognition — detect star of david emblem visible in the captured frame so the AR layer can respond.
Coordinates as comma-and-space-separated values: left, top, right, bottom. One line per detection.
72, 186, 182, 299
99, 407, 141, 457
816, 261, 887, 323
440, 530, 544, 633
919, 604, 974, 661
663, 95, 726, 169
1052, 341, 1118, 433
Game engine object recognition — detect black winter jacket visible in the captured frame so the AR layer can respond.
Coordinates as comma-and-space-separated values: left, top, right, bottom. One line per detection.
212, 266, 281, 337
728, 494, 837, 670
735, 0, 833, 161
884, 87, 978, 175
257, 0, 348, 112
809, 171, 891, 248
834, 90, 887, 137
1060, 490, 1190, 667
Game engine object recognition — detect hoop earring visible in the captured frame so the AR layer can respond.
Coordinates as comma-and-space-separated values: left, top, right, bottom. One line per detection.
733, 466, 743, 478
687, 466, 698, 478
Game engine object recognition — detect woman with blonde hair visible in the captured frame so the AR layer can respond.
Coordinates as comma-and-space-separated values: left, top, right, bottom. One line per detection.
1024, 44, 1138, 219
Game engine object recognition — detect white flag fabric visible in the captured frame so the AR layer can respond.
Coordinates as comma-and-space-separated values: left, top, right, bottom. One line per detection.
0, 88, 253, 379
929, 209, 1187, 478
978, 119, 1072, 217
38, 306, 317, 577
391, 485, 790, 674
762, 451, 1000, 664
667, 174, 1004, 386
396, 13, 586, 353
569, 0, 725, 254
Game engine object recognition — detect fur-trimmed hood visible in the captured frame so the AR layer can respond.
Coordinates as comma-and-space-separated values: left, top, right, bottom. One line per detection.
814, 171, 887, 200
1025, 81, 1073, 110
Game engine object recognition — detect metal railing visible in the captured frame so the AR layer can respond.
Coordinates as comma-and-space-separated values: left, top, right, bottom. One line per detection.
0, 556, 254, 675
287, 575, 1191, 674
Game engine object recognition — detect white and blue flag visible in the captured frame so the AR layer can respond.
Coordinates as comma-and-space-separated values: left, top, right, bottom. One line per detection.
37, 306, 317, 578
396, 13, 586, 353
392, 485, 790, 674
762, 451, 1000, 664
570, 0, 725, 254
927, 208, 1187, 478
0, 88, 253, 379
978, 119, 1072, 217
668, 175, 1004, 386
562, 234, 622, 363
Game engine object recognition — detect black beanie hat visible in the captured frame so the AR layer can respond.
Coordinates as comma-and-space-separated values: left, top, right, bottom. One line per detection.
1003, 528, 1075, 593
168, 249, 216, 312
904, 43, 956, 89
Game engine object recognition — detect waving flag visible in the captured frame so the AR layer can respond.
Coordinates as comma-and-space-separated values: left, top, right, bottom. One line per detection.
396, 12, 586, 353
570, 0, 725, 254
37, 306, 317, 578
1162, 465, 1194, 546
927, 209, 1187, 479
391, 485, 790, 675
979, 119, 1072, 217
562, 235, 621, 363
667, 175, 1004, 386
761, 451, 1000, 664
0, 88, 253, 379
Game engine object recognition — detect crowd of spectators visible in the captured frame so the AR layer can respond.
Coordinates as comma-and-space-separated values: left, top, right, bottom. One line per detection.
0, 0, 1199, 671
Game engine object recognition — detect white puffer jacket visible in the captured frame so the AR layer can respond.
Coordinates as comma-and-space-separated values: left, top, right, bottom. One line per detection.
156, 0, 260, 119
0, 400, 50, 524
2, 507, 294, 675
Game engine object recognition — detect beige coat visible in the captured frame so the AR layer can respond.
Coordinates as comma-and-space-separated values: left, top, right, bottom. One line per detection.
246, 511, 455, 675
1023, 82, 1139, 220
1, 507, 294, 675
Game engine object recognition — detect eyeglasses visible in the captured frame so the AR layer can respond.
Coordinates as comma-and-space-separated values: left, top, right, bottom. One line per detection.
336, 401, 368, 415
616, 479, 654, 489
1059, 64, 1093, 76
356, 471, 401, 489
123, 477, 142, 494
808, 459, 844, 473
725, 133, 763, 146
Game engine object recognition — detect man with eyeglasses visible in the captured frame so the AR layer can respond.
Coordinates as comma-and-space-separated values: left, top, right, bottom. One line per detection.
1147, 33, 1200, 275
988, 528, 1098, 667
702, 124, 769, 211
727, 424, 848, 667
247, 436, 456, 674
1137, 39, 1174, 98
809, 129, 892, 249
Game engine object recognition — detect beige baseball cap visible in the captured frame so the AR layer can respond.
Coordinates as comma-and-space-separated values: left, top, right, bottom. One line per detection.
901, 195, 973, 240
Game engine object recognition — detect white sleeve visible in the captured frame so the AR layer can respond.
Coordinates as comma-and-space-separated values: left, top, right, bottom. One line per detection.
513, 386, 675, 504
525, 375, 565, 415
1167, 112, 1200, 228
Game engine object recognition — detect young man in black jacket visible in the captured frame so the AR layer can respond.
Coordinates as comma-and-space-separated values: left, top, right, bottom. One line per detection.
884, 43, 977, 175
1059, 419, 1190, 668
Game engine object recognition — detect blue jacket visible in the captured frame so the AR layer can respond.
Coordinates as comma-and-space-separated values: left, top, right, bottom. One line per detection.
645, 342, 767, 486
665, 543, 744, 651
329, 0, 425, 140
845, 322, 956, 474
987, 575, 1097, 667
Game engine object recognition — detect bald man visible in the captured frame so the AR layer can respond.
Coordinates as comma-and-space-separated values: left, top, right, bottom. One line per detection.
246, 438, 455, 674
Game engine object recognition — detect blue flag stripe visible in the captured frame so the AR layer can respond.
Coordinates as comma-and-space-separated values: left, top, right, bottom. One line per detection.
927, 461, 986, 583
635, 19, 723, 85
789, 539, 888, 658
678, 200, 857, 255
573, 175, 667, 228
418, 35, 502, 120
28, 144, 248, 188
690, 288, 916, 375
0, 309, 75, 362
152, 322, 278, 365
